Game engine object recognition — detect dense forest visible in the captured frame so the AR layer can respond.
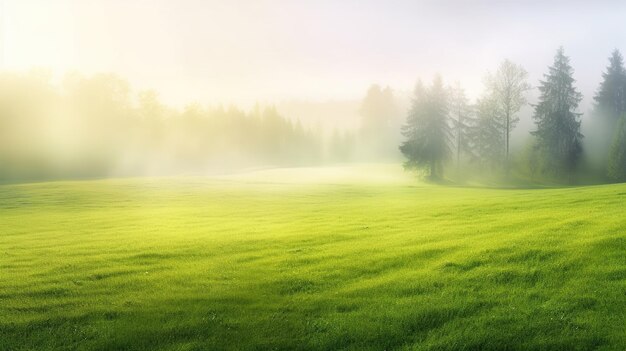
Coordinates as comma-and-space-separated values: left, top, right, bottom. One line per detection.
1, 47, 626, 183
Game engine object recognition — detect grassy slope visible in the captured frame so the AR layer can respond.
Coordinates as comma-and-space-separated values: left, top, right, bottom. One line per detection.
0, 165, 625, 350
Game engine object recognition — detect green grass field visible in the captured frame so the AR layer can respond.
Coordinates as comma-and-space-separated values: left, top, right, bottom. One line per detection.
1, 165, 625, 350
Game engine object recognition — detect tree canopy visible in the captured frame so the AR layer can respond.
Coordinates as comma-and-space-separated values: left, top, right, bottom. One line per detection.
400, 76, 451, 179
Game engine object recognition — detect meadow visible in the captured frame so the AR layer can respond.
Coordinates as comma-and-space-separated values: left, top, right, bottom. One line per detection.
1, 165, 625, 350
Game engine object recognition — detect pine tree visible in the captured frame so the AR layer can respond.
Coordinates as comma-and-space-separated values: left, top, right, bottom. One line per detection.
594, 50, 626, 122
607, 115, 626, 181
593, 50, 626, 174
400, 76, 451, 179
532, 47, 583, 180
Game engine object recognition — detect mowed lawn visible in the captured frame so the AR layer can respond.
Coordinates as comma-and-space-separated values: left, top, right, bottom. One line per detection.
1, 165, 625, 351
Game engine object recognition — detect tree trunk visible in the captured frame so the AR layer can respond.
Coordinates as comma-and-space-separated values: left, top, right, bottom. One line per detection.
505, 109, 510, 177
430, 159, 437, 180
457, 117, 461, 179
430, 160, 435, 179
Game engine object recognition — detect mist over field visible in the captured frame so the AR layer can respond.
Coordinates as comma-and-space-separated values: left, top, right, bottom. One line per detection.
1, 1, 626, 183
1, 0, 626, 182
1, 1, 626, 350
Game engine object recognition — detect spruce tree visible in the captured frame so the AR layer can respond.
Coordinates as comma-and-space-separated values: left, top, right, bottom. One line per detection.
532, 47, 583, 180
400, 76, 451, 179
594, 50, 626, 122
594, 50, 626, 176
608, 116, 626, 181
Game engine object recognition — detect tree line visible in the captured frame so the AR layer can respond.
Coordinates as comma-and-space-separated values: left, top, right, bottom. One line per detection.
0, 72, 405, 182
2, 47, 626, 184
400, 47, 626, 183
0, 72, 323, 181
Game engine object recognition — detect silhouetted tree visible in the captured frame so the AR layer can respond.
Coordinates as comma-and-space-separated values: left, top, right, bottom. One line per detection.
532, 47, 583, 180
607, 115, 626, 181
594, 50, 626, 123
591, 50, 626, 172
400, 76, 450, 179
470, 95, 504, 169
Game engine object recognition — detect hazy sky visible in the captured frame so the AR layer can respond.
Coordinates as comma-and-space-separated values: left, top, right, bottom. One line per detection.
3, 0, 626, 109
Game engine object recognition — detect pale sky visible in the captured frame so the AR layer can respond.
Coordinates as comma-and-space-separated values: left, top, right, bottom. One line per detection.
2, 0, 626, 109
